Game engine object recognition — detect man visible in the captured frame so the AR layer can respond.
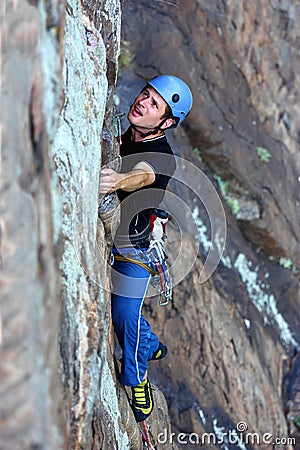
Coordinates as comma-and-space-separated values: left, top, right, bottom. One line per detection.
100, 75, 193, 422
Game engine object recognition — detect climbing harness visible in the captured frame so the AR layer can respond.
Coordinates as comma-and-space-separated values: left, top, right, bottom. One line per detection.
113, 253, 157, 276
113, 247, 173, 306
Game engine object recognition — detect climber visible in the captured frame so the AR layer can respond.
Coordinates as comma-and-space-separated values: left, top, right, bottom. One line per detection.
99, 75, 193, 422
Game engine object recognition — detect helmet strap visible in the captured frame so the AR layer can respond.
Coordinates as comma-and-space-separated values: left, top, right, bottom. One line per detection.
131, 119, 169, 139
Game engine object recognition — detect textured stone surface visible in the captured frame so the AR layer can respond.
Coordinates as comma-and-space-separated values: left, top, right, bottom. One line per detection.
2, 0, 299, 449
0, 0, 63, 448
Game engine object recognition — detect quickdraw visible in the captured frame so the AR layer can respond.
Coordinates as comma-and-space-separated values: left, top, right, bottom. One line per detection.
153, 261, 173, 306
114, 112, 125, 145
113, 112, 125, 171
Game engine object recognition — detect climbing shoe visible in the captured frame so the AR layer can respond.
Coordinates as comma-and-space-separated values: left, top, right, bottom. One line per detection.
148, 341, 168, 361
131, 378, 154, 422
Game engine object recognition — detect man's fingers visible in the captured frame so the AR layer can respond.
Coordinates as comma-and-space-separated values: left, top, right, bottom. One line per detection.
99, 169, 117, 195
101, 168, 115, 176
99, 180, 115, 193
99, 185, 112, 194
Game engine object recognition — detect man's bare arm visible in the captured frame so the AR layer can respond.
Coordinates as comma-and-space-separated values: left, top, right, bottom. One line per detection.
99, 161, 155, 194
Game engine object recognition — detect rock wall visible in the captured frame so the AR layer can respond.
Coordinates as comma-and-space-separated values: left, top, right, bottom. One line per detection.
1, 0, 63, 447
1, 0, 299, 449
48, 0, 126, 448
121, 0, 300, 265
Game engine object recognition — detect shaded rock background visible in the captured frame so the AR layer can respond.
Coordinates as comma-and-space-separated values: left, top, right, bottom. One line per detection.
1, 0, 299, 450
117, 0, 300, 448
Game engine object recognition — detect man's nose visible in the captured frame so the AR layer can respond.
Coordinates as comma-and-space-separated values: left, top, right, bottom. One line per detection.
138, 98, 149, 108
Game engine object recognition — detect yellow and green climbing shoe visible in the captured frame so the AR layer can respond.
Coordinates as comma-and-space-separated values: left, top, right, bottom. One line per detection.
131, 378, 154, 422
148, 341, 168, 361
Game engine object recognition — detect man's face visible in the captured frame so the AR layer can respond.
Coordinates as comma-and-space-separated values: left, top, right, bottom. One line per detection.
128, 86, 169, 131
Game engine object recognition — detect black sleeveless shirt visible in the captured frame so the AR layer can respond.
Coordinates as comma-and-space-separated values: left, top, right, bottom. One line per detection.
115, 128, 176, 246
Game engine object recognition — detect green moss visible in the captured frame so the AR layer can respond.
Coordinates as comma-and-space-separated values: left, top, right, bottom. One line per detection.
294, 417, 300, 429
226, 197, 241, 215
279, 257, 293, 269
279, 257, 298, 273
256, 146, 271, 162
269, 256, 298, 273
118, 40, 132, 71
193, 147, 203, 162
214, 175, 240, 216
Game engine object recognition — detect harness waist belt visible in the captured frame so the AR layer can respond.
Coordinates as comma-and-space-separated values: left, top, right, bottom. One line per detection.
113, 254, 158, 276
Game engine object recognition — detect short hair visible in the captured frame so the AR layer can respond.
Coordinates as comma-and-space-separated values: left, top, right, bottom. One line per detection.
160, 104, 172, 121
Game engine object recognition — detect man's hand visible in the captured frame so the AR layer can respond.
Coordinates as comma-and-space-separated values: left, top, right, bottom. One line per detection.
99, 162, 155, 195
99, 168, 122, 195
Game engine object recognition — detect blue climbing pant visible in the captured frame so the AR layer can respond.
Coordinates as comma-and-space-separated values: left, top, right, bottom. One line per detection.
111, 251, 159, 386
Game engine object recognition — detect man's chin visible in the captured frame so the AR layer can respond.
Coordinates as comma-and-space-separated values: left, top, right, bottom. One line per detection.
128, 116, 143, 129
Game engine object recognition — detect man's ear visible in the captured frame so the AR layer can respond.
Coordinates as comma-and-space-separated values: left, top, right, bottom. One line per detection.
161, 117, 175, 129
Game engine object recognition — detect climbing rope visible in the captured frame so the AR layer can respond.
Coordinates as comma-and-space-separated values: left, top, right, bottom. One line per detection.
121, 382, 156, 450
139, 421, 155, 449
113, 253, 158, 276
112, 113, 165, 449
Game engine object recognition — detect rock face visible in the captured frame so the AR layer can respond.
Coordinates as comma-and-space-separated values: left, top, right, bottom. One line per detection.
1, 0, 62, 448
117, 0, 300, 448
1, 0, 299, 449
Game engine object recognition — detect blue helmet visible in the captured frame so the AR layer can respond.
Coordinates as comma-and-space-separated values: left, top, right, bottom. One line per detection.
147, 75, 193, 127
